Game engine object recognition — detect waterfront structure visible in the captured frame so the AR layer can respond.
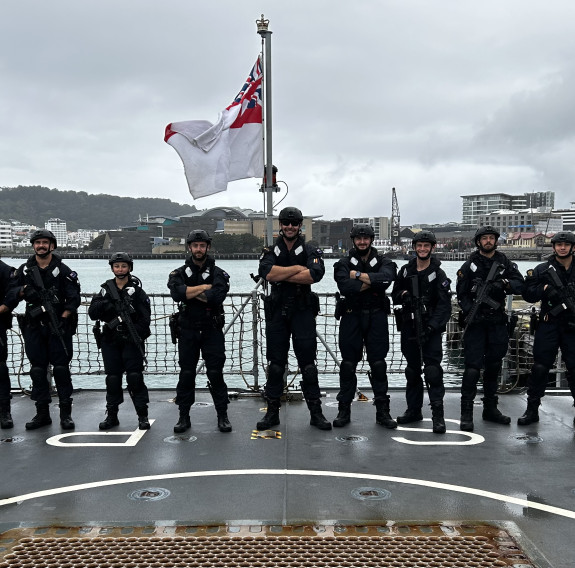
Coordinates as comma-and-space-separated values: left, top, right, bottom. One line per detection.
461, 191, 555, 227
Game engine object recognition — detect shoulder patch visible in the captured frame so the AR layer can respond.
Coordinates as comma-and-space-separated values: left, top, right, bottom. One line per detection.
457, 269, 464, 278
526, 269, 533, 277
316, 248, 324, 256
441, 278, 452, 288
169, 270, 178, 277
222, 271, 230, 280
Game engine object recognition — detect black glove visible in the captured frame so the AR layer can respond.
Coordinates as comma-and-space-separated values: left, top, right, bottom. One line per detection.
23, 286, 40, 303
490, 279, 508, 292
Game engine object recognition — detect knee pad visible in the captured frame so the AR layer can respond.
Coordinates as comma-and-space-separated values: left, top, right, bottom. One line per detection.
531, 363, 549, 380
105, 374, 122, 388
206, 369, 225, 384
267, 363, 286, 382
405, 366, 421, 382
423, 365, 443, 385
126, 372, 144, 389
339, 360, 356, 380
52, 366, 71, 382
370, 360, 387, 380
301, 364, 318, 382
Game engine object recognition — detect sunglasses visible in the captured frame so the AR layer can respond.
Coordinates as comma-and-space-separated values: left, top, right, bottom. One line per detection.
280, 220, 301, 227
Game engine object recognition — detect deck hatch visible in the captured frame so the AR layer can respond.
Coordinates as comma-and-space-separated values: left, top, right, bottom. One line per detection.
0, 524, 535, 567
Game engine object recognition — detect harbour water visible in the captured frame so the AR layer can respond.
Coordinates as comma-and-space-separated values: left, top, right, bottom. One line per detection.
1, 257, 537, 295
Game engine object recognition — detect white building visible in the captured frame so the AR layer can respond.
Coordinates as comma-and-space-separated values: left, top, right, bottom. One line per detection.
0, 220, 12, 250
45, 218, 67, 247
353, 216, 390, 240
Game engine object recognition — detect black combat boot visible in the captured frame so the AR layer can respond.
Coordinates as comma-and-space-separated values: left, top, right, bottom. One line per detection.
396, 408, 423, 424
333, 403, 351, 427
256, 399, 281, 430
173, 406, 191, 433
431, 401, 446, 434
307, 399, 332, 430
25, 403, 52, 430
0, 402, 13, 429
375, 398, 397, 429
99, 406, 120, 430
59, 400, 75, 430
482, 396, 511, 424
460, 400, 474, 432
517, 398, 540, 426
217, 410, 232, 432
136, 406, 150, 430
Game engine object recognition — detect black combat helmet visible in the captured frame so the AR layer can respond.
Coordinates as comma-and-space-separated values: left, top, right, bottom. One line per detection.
278, 207, 303, 224
30, 229, 57, 248
550, 231, 575, 245
109, 252, 133, 271
350, 224, 375, 240
474, 225, 500, 246
412, 230, 437, 247
186, 229, 212, 245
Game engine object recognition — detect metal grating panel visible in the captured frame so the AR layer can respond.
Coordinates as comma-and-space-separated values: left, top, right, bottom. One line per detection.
0, 525, 535, 568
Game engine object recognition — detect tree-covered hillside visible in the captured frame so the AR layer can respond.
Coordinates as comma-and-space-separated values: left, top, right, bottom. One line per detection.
0, 186, 197, 230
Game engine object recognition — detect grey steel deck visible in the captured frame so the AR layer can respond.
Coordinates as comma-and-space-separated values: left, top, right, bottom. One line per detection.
1, 389, 574, 567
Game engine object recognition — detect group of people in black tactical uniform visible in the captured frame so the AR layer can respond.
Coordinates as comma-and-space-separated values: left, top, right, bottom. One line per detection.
0, 210, 574, 435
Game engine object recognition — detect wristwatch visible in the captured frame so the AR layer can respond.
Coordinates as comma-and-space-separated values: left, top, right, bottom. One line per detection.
355, 271, 361, 279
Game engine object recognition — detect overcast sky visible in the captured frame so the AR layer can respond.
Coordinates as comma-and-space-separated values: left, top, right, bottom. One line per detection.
2, 1, 574, 225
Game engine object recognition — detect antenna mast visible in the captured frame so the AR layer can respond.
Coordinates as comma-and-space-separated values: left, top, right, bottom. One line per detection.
391, 187, 401, 247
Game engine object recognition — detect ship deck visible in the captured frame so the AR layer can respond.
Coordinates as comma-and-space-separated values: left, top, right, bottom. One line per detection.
1, 388, 574, 568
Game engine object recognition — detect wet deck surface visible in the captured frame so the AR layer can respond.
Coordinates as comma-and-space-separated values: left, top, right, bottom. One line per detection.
1, 389, 574, 567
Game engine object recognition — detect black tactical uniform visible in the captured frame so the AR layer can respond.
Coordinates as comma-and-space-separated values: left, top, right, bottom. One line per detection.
89, 274, 151, 430
333, 237, 397, 427
168, 253, 231, 432
392, 255, 452, 428
0, 260, 18, 429
12, 252, 80, 429
258, 208, 329, 431
456, 238, 524, 431
519, 232, 575, 425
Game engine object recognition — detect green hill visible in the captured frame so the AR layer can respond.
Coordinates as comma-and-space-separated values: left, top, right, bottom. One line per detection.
0, 186, 197, 231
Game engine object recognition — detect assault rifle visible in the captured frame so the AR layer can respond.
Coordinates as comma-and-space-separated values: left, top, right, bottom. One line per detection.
409, 275, 425, 364
545, 265, 575, 321
29, 265, 69, 356
105, 282, 147, 364
462, 261, 502, 338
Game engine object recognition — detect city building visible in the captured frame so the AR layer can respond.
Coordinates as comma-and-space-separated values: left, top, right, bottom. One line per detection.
461, 191, 555, 227
477, 209, 562, 236
552, 202, 575, 231
0, 220, 12, 250
45, 218, 68, 247
312, 219, 354, 251
352, 217, 390, 241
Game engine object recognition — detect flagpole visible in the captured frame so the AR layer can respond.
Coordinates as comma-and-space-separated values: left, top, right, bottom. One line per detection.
257, 15, 274, 246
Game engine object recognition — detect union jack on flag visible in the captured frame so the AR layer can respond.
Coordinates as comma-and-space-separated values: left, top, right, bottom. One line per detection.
227, 56, 263, 128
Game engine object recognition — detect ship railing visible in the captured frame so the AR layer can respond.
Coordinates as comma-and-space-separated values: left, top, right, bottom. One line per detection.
6, 292, 563, 393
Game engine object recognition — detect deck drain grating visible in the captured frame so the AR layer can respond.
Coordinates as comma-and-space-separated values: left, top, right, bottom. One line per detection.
0, 524, 535, 567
